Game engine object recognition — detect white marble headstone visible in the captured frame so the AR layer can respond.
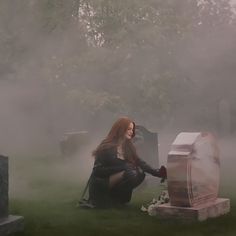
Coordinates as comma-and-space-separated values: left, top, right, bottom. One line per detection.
167, 132, 220, 207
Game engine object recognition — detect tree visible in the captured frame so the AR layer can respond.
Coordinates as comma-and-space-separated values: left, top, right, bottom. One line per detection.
2, 0, 236, 132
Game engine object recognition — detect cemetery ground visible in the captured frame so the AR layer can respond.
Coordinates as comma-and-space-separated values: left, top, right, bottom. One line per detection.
8, 154, 236, 236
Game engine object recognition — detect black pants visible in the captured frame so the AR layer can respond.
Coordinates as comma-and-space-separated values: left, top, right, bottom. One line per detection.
89, 168, 145, 208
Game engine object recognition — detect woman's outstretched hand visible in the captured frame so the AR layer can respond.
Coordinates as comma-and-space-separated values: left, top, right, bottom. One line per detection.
153, 165, 167, 183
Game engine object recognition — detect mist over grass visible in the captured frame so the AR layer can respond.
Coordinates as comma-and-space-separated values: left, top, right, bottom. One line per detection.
9, 132, 236, 202
1, 2, 236, 234
9, 135, 236, 236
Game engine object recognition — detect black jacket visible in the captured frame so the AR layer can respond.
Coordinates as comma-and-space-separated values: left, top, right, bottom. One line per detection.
93, 147, 159, 178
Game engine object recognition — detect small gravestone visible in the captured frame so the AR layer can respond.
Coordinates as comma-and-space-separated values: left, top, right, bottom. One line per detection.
0, 155, 24, 235
133, 125, 159, 168
155, 132, 230, 221
60, 131, 89, 157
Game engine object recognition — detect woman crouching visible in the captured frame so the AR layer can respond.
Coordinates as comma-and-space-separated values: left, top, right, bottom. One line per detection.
88, 117, 167, 208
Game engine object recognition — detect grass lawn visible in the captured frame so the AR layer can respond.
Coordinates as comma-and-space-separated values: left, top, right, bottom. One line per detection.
8, 155, 236, 236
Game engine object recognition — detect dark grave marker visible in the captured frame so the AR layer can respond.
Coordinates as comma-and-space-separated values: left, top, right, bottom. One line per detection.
133, 125, 159, 168
60, 131, 89, 157
0, 155, 24, 235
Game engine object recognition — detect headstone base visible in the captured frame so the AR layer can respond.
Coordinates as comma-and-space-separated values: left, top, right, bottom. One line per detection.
155, 198, 230, 221
0, 215, 24, 235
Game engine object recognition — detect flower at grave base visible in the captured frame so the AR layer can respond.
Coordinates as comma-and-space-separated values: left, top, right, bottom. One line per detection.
141, 205, 148, 212
148, 204, 157, 216
141, 190, 170, 216
158, 190, 169, 204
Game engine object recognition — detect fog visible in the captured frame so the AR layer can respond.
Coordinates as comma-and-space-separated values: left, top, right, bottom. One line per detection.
0, 1, 235, 199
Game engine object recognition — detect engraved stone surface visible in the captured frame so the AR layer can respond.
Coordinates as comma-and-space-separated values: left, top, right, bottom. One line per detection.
167, 132, 220, 207
154, 132, 230, 221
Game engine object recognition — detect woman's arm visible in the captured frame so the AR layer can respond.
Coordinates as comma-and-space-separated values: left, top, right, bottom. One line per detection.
137, 158, 167, 179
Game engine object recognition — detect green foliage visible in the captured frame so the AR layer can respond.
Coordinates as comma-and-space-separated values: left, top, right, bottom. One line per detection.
65, 88, 125, 115
1, 0, 236, 130
198, 0, 235, 29
38, 0, 80, 32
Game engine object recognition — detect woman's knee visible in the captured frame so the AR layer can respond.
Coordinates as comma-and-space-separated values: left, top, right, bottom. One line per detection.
123, 168, 145, 187
109, 171, 125, 188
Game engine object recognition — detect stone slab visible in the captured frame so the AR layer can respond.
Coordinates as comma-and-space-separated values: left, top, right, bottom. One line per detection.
0, 155, 9, 218
155, 198, 230, 221
0, 215, 24, 235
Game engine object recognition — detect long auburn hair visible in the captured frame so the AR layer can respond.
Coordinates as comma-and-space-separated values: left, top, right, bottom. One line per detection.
93, 117, 139, 165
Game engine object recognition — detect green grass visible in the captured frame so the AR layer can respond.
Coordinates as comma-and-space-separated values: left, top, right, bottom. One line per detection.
8, 155, 236, 236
